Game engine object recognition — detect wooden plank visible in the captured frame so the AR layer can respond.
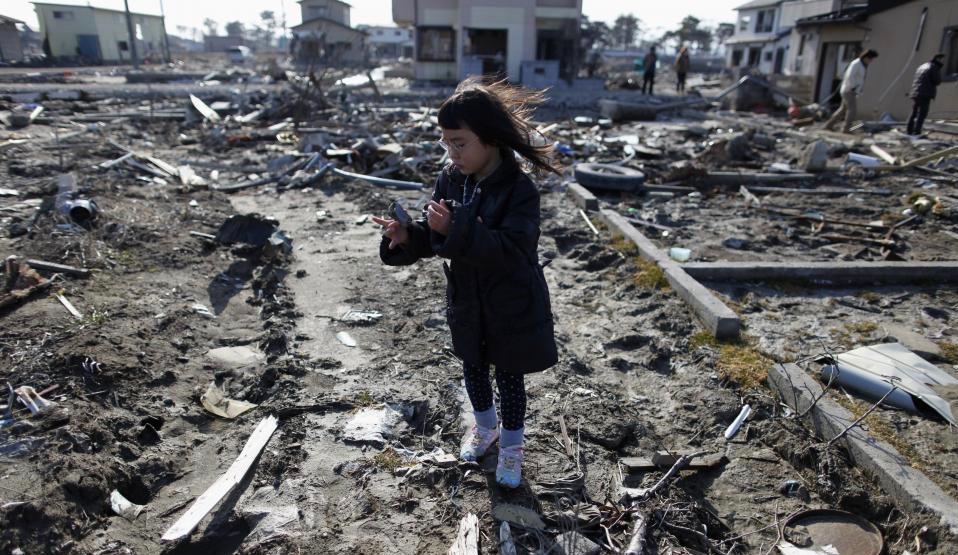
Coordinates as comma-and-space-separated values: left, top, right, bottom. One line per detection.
161, 415, 278, 542
870, 144, 897, 165
56, 294, 83, 319
448, 512, 479, 555
24, 259, 91, 278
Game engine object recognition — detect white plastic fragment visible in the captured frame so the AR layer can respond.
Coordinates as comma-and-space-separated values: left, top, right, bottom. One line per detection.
336, 331, 357, 347
110, 490, 145, 521
723, 404, 752, 441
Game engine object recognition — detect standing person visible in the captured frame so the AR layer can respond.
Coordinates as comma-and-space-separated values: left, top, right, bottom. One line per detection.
824, 49, 878, 133
675, 45, 690, 94
372, 77, 559, 489
907, 53, 945, 136
642, 45, 657, 95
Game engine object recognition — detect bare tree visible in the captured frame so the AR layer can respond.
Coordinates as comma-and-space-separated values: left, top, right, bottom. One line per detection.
203, 18, 218, 37
612, 14, 642, 49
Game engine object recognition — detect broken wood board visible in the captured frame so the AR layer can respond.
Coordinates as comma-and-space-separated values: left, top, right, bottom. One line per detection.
621, 452, 727, 472
161, 415, 278, 542
448, 512, 479, 555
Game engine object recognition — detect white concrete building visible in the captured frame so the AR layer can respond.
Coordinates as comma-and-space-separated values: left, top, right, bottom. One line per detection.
392, 0, 581, 84
360, 25, 413, 59
33, 2, 167, 63
725, 0, 790, 74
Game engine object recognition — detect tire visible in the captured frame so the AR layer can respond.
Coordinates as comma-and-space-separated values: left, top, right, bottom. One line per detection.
573, 163, 645, 192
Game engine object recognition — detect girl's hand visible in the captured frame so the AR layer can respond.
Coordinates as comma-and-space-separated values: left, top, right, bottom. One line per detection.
426, 200, 451, 235
371, 216, 409, 249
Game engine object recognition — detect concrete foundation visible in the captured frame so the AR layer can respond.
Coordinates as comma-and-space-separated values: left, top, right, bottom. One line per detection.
565, 182, 598, 212
598, 209, 741, 340
682, 261, 958, 285
768, 362, 958, 534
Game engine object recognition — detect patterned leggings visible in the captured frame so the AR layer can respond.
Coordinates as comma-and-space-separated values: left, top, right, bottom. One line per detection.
463, 362, 526, 431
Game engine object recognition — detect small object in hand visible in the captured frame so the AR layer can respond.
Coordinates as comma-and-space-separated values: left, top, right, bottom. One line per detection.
390, 199, 411, 227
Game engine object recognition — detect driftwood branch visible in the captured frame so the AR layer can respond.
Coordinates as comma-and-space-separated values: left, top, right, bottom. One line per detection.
624, 511, 648, 555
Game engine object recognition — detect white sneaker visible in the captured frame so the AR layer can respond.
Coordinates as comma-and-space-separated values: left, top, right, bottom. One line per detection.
460, 424, 499, 462
496, 444, 524, 488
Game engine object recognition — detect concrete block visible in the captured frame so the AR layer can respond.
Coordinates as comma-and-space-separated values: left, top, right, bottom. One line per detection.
682, 261, 958, 285
598, 209, 741, 340
800, 140, 829, 172
768, 363, 958, 534
565, 182, 599, 212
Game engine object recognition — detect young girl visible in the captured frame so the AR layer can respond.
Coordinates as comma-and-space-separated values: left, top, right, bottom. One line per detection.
371, 77, 559, 488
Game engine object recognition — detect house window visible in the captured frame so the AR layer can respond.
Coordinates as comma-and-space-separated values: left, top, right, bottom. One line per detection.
417, 27, 455, 62
53, 10, 74, 20
755, 9, 774, 33
764, 50, 773, 61
747, 47, 760, 66
136, 23, 143, 40
731, 48, 743, 66
739, 15, 751, 32
942, 26, 958, 79
118, 41, 128, 51
394, 30, 401, 36
798, 34, 806, 56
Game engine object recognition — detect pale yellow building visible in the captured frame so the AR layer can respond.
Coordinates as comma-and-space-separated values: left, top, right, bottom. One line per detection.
791, 0, 958, 120
34, 2, 167, 63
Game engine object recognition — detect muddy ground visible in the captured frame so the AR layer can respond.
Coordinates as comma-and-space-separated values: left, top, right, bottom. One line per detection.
1, 78, 957, 555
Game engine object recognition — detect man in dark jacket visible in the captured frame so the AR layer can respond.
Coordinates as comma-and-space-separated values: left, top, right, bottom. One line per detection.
907, 53, 944, 136
642, 46, 657, 96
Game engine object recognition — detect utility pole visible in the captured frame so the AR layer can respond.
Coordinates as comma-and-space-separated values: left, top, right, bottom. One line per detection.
159, 0, 171, 63
123, 0, 139, 68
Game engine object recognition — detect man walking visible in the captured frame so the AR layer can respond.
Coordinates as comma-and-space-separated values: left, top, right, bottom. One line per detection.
675, 45, 690, 94
824, 49, 878, 133
907, 53, 944, 136
642, 46, 657, 96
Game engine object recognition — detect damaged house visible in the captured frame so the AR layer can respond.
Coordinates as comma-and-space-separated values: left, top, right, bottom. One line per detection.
291, 0, 367, 66
391, 0, 581, 85
789, 0, 958, 120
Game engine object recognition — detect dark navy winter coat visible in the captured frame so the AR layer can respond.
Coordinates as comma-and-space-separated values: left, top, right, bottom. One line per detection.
379, 151, 558, 374
909, 59, 943, 100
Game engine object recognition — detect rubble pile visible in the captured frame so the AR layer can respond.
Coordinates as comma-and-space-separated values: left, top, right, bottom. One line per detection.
1, 59, 956, 554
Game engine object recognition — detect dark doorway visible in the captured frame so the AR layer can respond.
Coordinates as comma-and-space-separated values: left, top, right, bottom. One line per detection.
464, 28, 507, 75
77, 34, 101, 62
773, 47, 785, 74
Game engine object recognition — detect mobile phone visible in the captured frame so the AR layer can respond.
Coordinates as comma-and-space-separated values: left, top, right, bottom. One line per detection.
390, 199, 411, 226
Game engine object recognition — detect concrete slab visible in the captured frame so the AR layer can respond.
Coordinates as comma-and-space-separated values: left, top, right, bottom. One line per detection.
768, 362, 958, 534
598, 209, 741, 340
682, 261, 958, 285
565, 182, 599, 212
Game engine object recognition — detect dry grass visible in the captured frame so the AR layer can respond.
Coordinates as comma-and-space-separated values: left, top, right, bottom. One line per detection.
831, 321, 879, 347
855, 290, 882, 304
373, 448, 408, 473
633, 257, 669, 290
690, 331, 771, 390
938, 342, 958, 364
716, 341, 773, 390
834, 396, 923, 471
354, 390, 375, 407
609, 234, 639, 256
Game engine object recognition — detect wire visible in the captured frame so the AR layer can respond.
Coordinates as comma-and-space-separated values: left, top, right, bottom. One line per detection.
875, 7, 928, 114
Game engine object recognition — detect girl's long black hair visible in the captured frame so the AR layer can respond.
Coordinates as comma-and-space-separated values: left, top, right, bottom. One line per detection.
437, 76, 561, 176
